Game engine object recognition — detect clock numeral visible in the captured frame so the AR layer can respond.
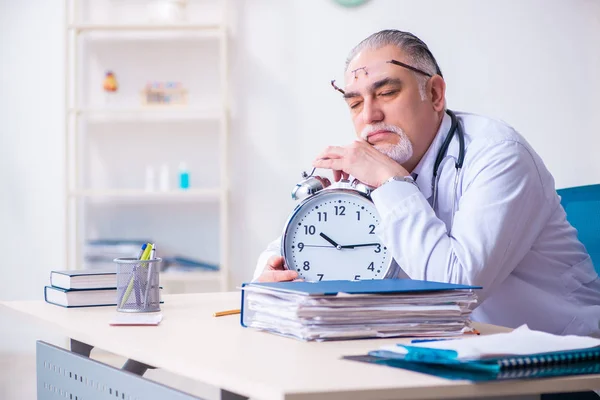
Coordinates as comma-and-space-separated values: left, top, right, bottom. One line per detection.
334, 206, 345, 216
317, 212, 328, 222
297, 242, 304, 252
356, 211, 361, 221
369, 224, 375, 234
317, 273, 324, 281
303, 261, 310, 271
354, 275, 361, 281
367, 262, 374, 271
374, 244, 381, 253
304, 225, 316, 235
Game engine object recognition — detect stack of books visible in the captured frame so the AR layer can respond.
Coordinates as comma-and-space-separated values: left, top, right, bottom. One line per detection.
44, 269, 119, 308
45, 269, 165, 308
84, 239, 150, 270
84, 239, 219, 273
162, 256, 219, 272
241, 279, 480, 341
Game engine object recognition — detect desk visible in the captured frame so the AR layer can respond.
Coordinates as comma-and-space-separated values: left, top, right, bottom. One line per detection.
2, 292, 599, 400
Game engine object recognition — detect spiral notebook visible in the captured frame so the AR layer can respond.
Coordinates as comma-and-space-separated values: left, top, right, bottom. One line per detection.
343, 354, 600, 381
344, 325, 600, 381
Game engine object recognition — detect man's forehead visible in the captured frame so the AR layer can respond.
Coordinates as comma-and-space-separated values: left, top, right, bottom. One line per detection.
344, 46, 409, 82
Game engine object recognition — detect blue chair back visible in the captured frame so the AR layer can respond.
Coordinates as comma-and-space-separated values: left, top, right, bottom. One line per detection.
557, 184, 600, 274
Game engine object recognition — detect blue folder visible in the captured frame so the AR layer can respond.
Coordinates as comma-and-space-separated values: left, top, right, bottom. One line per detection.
344, 354, 600, 382
368, 346, 600, 374
243, 279, 481, 296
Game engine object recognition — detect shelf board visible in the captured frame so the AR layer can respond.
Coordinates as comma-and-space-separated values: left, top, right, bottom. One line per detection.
70, 23, 222, 32
70, 189, 222, 203
160, 269, 222, 283
70, 107, 222, 122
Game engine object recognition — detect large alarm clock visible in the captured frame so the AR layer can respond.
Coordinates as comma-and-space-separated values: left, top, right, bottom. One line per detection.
281, 171, 393, 281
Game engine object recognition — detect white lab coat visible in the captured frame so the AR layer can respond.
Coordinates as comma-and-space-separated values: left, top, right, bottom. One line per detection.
254, 111, 600, 337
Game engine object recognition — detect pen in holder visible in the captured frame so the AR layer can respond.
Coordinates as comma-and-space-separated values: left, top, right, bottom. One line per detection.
115, 257, 162, 313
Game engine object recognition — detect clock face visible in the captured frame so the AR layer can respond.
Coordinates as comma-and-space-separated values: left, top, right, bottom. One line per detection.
282, 190, 392, 281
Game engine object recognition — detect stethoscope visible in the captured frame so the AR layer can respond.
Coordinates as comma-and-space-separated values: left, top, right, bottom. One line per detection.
432, 109, 466, 229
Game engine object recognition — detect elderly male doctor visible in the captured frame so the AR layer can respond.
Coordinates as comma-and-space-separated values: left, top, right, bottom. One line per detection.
253, 30, 600, 338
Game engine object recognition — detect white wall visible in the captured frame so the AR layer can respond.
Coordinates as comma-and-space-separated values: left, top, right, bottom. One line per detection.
229, 0, 600, 283
0, 0, 65, 301
0, 0, 66, 359
1, 0, 600, 303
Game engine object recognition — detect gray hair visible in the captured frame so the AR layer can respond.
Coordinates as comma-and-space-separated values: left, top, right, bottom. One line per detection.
345, 30, 442, 99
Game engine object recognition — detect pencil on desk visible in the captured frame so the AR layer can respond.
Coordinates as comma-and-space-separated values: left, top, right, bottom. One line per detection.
213, 309, 241, 317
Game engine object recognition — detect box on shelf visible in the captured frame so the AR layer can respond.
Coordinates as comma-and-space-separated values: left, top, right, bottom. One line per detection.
141, 82, 188, 106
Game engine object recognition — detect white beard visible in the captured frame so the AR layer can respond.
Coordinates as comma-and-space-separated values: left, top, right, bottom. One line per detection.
360, 123, 414, 164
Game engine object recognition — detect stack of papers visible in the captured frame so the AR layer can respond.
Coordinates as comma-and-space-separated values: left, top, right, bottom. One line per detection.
240, 279, 480, 341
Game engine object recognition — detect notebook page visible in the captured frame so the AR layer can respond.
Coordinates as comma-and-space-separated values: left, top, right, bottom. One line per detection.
381, 325, 600, 360
109, 312, 163, 326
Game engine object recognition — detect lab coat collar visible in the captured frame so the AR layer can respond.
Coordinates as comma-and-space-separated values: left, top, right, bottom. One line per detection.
411, 111, 453, 200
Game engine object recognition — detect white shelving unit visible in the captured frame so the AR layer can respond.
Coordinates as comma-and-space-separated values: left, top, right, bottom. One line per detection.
70, 23, 222, 32
65, 0, 229, 292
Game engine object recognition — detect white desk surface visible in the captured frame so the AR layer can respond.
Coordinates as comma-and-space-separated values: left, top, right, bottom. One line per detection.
2, 292, 599, 400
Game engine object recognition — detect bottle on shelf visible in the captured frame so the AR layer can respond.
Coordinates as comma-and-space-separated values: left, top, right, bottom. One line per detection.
159, 164, 170, 192
179, 162, 190, 190
145, 165, 156, 192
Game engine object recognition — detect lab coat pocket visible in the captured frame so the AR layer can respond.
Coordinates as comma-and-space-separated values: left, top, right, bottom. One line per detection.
561, 257, 597, 294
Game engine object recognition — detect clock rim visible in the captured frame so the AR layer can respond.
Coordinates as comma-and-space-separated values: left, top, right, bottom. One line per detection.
280, 188, 394, 280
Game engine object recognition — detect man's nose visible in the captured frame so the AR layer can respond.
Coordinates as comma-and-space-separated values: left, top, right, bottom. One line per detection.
362, 99, 384, 125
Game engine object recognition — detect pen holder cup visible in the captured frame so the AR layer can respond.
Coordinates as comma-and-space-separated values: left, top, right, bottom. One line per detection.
114, 257, 162, 313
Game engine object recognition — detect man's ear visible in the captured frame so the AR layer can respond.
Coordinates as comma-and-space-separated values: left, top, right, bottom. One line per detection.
428, 75, 446, 112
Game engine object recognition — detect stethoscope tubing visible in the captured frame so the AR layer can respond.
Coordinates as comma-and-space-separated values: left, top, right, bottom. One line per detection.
431, 110, 466, 231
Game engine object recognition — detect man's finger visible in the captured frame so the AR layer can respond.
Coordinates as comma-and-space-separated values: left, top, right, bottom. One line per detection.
332, 171, 349, 181
266, 255, 285, 270
315, 146, 345, 161
258, 269, 298, 282
313, 157, 344, 171
333, 170, 342, 182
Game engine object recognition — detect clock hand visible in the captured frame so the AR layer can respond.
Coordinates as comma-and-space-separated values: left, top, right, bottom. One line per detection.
319, 232, 342, 250
340, 243, 381, 249
302, 245, 335, 248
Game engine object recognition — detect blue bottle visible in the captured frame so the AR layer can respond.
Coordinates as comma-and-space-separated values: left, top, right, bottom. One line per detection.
179, 162, 190, 190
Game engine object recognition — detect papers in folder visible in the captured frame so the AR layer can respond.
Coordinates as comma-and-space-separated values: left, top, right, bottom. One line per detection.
240, 279, 480, 341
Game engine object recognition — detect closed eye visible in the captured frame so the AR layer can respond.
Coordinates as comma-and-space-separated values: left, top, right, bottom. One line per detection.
349, 101, 363, 110
378, 90, 398, 97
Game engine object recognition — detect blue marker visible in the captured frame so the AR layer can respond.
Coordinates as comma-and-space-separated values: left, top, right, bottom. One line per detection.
410, 338, 455, 344
133, 243, 147, 306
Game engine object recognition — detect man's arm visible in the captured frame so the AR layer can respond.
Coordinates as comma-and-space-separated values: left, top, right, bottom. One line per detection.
252, 237, 282, 280
371, 140, 554, 303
